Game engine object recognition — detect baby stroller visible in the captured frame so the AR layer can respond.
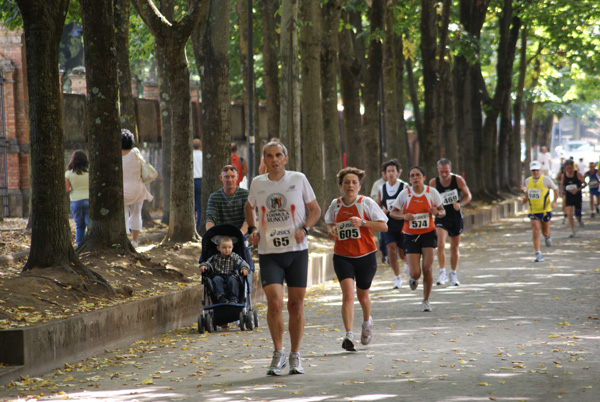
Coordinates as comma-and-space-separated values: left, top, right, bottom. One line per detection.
197, 223, 259, 333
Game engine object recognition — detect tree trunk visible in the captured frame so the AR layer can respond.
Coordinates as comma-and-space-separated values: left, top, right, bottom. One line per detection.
383, 0, 398, 162
155, 40, 172, 224
405, 57, 422, 166
442, 59, 458, 170
279, 0, 301, 169
17, 0, 78, 271
338, 10, 364, 170
362, 0, 384, 191
191, 0, 231, 236
511, 26, 527, 188
79, 0, 132, 253
114, 0, 137, 136
132, 0, 206, 243
393, 19, 410, 173
320, 0, 343, 205
236, 0, 249, 147
259, 0, 280, 141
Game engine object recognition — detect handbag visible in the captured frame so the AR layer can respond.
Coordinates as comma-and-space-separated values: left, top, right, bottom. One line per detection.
134, 148, 158, 184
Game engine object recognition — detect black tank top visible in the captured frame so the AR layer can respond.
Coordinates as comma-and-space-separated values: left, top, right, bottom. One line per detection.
563, 172, 582, 201
381, 181, 405, 231
435, 174, 462, 221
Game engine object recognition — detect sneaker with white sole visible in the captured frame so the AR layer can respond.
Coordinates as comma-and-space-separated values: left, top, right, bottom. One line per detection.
393, 277, 402, 289
449, 271, 460, 286
569, 231, 576, 238
267, 351, 287, 376
288, 352, 304, 374
436, 270, 448, 285
131, 240, 139, 248
579, 219, 584, 228
342, 332, 356, 351
361, 317, 373, 345
545, 236, 552, 247
409, 277, 418, 290
534, 252, 543, 262
422, 300, 432, 312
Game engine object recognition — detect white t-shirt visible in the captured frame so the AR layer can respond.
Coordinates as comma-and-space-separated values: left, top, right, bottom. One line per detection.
248, 171, 317, 254
537, 152, 552, 171
193, 150, 203, 179
324, 195, 388, 225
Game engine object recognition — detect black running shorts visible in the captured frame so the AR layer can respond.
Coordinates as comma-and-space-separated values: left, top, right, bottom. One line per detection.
258, 250, 309, 288
333, 252, 378, 290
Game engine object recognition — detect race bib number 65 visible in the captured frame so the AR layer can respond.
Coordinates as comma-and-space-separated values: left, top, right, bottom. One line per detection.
409, 213, 430, 229
266, 227, 297, 251
336, 220, 361, 240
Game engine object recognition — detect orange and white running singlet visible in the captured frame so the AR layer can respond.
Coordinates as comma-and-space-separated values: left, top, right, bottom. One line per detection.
399, 186, 439, 235
325, 195, 388, 258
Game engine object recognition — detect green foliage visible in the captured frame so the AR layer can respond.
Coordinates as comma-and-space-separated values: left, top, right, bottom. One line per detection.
0, 0, 21, 29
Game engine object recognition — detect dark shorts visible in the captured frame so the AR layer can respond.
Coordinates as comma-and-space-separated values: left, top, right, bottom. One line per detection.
403, 230, 437, 254
258, 250, 309, 288
333, 252, 378, 290
383, 229, 404, 247
528, 212, 552, 222
435, 217, 463, 237
565, 193, 582, 210
589, 186, 599, 196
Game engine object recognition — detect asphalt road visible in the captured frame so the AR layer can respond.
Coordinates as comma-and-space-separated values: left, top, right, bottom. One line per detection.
1, 209, 599, 402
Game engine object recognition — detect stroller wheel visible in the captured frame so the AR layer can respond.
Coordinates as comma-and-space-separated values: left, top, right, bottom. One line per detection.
239, 311, 246, 331
197, 314, 205, 334
245, 310, 254, 330
253, 309, 260, 328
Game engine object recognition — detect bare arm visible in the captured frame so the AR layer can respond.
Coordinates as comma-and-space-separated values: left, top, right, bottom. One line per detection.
295, 199, 322, 243
244, 201, 259, 245
65, 178, 72, 193
457, 176, 472, 207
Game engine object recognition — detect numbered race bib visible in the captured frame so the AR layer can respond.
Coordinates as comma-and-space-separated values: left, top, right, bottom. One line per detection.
528, 189, 542, 200
589, 180, 598, 189
265, 226, 297, 251
386, 199, 396, 211
441, 189, 459, 206
565, 184, 578, 192
336, 220, 361, 241
409, 213, 430, 229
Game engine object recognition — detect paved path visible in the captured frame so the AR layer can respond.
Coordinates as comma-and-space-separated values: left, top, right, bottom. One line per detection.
1, 211, 599, 401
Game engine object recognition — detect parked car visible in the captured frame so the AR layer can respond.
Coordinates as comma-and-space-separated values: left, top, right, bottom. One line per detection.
555, 140, 600, 170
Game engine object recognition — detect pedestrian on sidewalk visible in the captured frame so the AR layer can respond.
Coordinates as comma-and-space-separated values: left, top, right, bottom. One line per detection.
429, 158, 472, 286
522, 161, 558, 262
390, 166, 445, 312
244, 141, 321, 376
65, 150, 90, 248
325, 167, 388, 352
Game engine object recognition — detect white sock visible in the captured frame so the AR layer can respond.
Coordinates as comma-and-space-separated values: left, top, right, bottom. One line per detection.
395, 275, 402, 280
439, 267, 446, 273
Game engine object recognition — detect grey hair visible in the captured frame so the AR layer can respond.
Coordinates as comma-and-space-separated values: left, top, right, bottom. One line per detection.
437, 158, 452, 168
262, 141, 288, 157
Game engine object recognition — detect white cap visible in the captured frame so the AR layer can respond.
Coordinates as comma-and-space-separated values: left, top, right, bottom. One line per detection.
530, 161, 541, 170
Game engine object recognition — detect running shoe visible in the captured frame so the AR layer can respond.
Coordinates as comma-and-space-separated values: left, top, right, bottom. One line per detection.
562, 216, 567, 224
403, 262, 410, 276
545, 236, 552, 247
436, 270, 448, 286
131, 240, 139, 248
579, 219, 584, 228
288, 352, 304, 374
449, 271, 460, 286
267, 351, 287, 376
422, 300, 432, 312
361, 317, 373, 345
596, 206, 599, 213
342, 332, 356, 351
592, 213, 596, 218
569, 231, 576, 238
409, 277, 418, 291
393, 277, 402, 289
534, 252, 544, 262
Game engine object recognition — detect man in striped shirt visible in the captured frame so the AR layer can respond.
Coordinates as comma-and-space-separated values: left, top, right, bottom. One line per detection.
206, 165, 249, 233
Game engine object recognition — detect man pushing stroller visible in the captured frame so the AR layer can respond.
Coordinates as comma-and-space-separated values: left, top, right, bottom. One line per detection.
199, 235, 250, 304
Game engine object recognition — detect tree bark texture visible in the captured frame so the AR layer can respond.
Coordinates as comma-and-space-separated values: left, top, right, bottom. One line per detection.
511, 26, 527, 188
405, 57, 423, 161
236, 0, 249, 145
338, 10, 364, 170
383, 0, 399, 162
393, 17, 410, 173
300, 0, 324, 209
259, 0, 280, 141
279, 0, 301, 170
191, 0, 231, 235
114, 0, 138, 136
80, 0, 131, 253
320, 0, 343, 206
17, 0, 77, 270
362, 0, 385, 191
132, 0, 206, 243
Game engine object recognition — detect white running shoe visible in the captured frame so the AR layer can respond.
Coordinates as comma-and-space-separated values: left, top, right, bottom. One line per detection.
436, 270, 448, 285
342, 332, 356, 351
449, 271, 460, 286
131, 240, 139, 249
288, 352, 304, 374
267, 351, 287, 376
361, 317, 373, 345
422, 300, 432, 312
393, 277, 402, 289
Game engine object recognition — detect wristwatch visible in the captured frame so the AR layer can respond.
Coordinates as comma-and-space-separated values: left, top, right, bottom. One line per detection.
361, 220, 366, 227
302, 226, 310, 235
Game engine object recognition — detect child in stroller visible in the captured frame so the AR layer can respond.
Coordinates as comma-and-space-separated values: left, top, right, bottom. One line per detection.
199, 235, 249, 304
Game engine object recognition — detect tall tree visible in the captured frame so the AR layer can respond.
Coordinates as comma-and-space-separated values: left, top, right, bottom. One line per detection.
321, 0, 343, 205
114, 0, 137, 135
190, 0, 231, 234
259, 0, 280, 142
131, 0, 207, 243
362, 0, 384, 190
300, 0, 324, 209
383, 0, 399, 161
78, 0, 131, 253
279, 0, 301, 169
338, 8, 365, 170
